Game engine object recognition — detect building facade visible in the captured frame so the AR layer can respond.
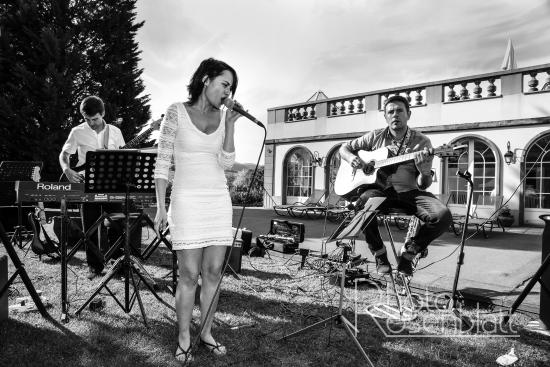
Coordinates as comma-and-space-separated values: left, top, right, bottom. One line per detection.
264, 63, 550, 226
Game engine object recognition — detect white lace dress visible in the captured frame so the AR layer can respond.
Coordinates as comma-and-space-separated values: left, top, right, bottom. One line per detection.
154, 102, 235, 250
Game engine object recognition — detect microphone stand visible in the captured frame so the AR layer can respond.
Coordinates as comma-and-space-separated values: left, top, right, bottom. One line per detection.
448, 170, 474, 330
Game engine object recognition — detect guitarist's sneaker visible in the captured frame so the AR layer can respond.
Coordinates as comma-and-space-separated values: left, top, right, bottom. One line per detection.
375, 253, 392, 274
397, 254, 414, 276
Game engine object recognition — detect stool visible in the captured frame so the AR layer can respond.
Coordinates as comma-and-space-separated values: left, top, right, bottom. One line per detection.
365, 208, 424, 321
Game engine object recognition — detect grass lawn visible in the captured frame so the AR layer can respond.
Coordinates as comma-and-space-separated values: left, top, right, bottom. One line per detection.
1, 226, 549, 367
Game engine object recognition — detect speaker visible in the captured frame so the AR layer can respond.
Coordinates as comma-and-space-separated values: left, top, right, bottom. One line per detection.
224, 243, 242, 273
241, 229, 252, 254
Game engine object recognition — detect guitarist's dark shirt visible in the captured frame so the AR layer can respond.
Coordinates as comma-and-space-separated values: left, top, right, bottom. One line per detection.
344, 128, 433, 192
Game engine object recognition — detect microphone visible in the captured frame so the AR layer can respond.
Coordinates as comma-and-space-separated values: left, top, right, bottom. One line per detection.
223, 98, 265, 128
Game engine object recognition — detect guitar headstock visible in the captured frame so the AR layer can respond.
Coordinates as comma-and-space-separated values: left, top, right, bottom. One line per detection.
31, 166, 41, 182
434, 143, 466, 158
150, 114, 165, 130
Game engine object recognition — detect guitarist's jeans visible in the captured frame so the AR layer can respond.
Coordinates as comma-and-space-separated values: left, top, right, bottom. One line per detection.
359, 187, 452, 255
81, 202, 123, 272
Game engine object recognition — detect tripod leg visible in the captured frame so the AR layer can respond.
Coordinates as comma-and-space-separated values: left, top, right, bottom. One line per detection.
278, 315, 339, 341
0, 221, 50, 319
75, 257, 124, 315
129, 269, 148, 326
387, 273, 403, 316
129, 260, 175, 311
339, 315, 375, 367
502, 252, 550, 325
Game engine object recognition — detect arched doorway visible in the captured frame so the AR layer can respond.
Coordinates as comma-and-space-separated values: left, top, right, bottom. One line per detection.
444, 136, 500, 205
282, 147, 314, 204
523, 132, 550, 222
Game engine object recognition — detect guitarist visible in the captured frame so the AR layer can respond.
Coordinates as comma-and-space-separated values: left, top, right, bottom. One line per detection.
59, 95, 126, 279
339, 95, 452, 276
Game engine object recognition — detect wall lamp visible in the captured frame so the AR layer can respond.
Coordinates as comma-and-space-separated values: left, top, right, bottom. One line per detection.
504, 141, 525, 165
312, 151, 325, 167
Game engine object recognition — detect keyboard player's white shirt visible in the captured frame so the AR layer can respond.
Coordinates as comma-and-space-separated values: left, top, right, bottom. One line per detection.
61, 122, 125, 168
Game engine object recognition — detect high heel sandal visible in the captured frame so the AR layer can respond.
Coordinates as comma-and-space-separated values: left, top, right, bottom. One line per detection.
199, 338, 227, 356
175, 342, 194, 364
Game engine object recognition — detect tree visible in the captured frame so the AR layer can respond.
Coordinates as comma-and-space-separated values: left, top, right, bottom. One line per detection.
0, 0, 82, 180
0, 0, 150, 180
79, 0, 150, 140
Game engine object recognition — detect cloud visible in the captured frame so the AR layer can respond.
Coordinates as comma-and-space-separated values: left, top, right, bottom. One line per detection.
136, 0, 550, 162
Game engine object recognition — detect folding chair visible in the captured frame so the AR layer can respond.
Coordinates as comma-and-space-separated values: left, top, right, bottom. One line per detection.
447, 192, 470, 236
457, 195, 505, 238
296, 189, 347, 219
273, 189, 325, 217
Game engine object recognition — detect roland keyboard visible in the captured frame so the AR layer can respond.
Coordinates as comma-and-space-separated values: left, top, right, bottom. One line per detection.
15, 181, 156, 203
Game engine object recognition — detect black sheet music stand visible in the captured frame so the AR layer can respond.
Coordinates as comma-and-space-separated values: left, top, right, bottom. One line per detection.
0, 161, 43, 248
74, 150, 174, 325
279, 197, 385, 366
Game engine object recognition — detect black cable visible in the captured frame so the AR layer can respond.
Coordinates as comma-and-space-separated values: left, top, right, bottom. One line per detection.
416, 138, 550, 289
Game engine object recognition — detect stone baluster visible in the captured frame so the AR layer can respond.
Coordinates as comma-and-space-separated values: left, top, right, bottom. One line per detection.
348, 99, 355, 114
473, 80, 482, 99
339, 101, 346, 115
301, 107, 308, 120
487, 78, 497, 97
287, 108, 294, 122
295, 107, 302, 120
357, 97, 364, 113
544, 71, 550, 90
330, 102, 337, 116
528, 72, 539, 92
309, 105, 316, 119
447, 85, 457, 101
414, 89, 423, 105
405, 91, 412, 104
460, 82, 470, 100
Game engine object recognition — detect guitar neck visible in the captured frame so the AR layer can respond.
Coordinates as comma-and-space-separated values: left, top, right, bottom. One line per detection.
374, 151, 418, 169
122, 126, 154, 149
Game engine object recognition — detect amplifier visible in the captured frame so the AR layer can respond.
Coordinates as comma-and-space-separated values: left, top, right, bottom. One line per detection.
257, 219, 305, 253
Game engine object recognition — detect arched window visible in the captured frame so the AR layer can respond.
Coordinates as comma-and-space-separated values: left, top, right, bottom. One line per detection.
284, 148, 313, 199
524, 133, 550, 209
446, 138, 497, 204
325, 146, 341, 193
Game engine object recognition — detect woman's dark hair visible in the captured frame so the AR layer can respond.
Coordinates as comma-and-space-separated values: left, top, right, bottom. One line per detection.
80, 95, 105, 116
187, 58, 238, 104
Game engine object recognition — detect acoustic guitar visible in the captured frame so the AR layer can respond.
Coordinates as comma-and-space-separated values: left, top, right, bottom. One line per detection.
334, 144, 462, 199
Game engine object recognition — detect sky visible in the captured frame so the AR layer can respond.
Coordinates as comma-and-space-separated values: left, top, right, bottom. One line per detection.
135, 0, 550, 164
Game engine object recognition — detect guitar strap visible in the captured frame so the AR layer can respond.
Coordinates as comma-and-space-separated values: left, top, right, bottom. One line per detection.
386, 126, 411, 156
103, 124, 110, 149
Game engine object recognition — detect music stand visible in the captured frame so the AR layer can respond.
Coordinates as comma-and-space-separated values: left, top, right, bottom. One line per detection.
74, 150, 174, 325
0, 161, 43, 248
278, 197, 385, 366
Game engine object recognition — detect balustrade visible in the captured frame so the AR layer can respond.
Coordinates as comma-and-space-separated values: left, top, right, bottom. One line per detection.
444, 78, 500, 102
327, 96, 366, 117
286, 104, 316, 122
270, 63, 550, 123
